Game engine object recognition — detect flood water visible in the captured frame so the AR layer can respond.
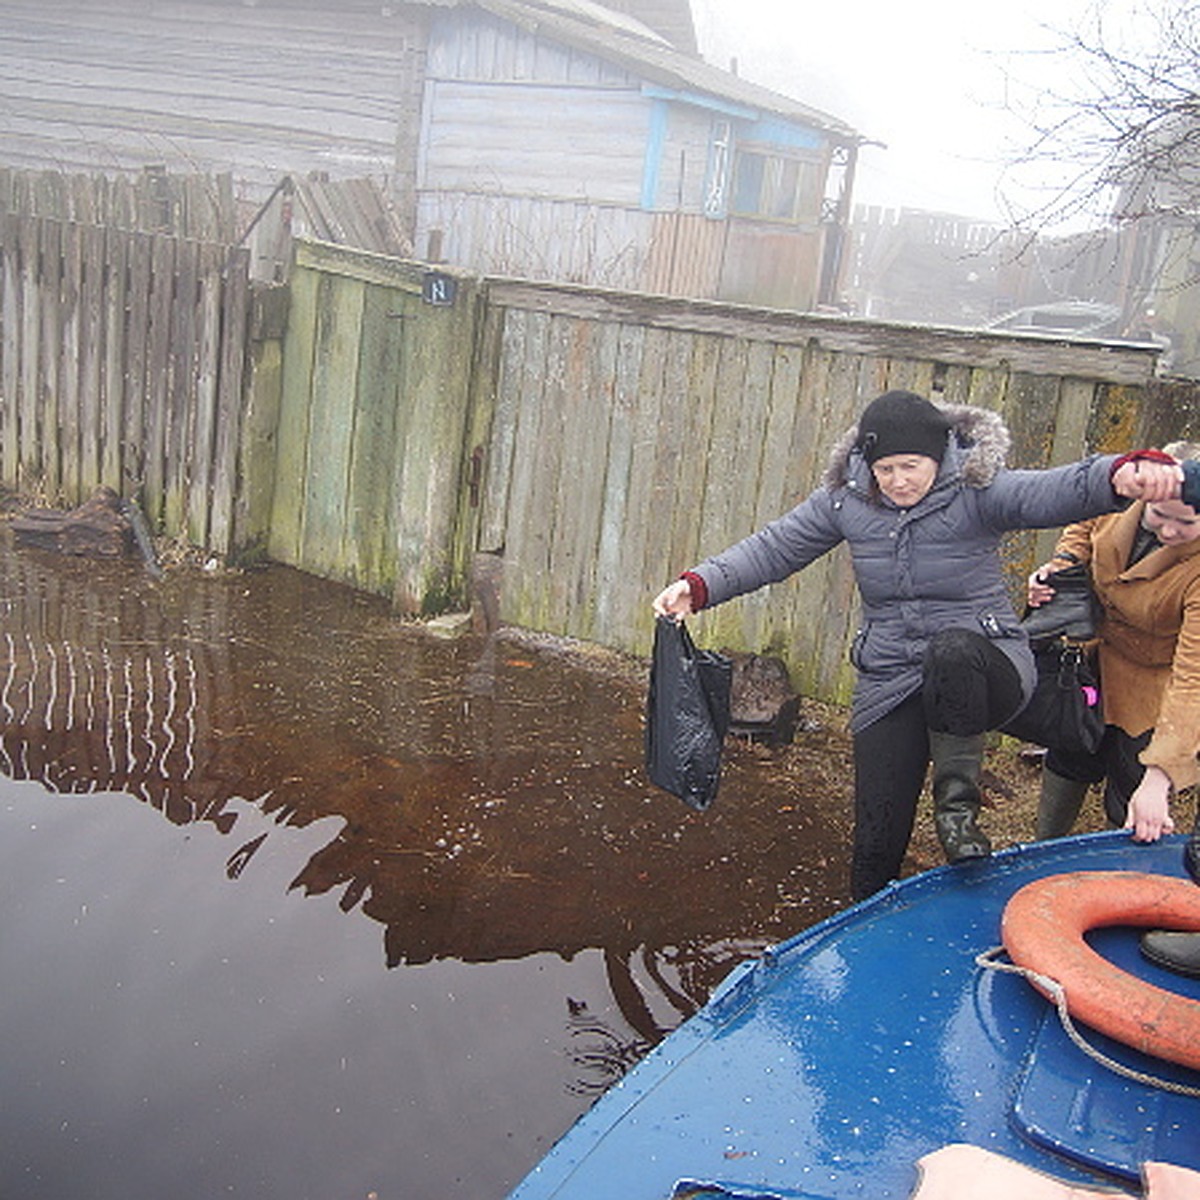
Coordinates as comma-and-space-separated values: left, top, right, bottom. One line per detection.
0, 527, 849, 1199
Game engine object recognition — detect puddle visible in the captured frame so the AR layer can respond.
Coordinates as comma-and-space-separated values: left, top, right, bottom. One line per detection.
0, 528, 848, 1198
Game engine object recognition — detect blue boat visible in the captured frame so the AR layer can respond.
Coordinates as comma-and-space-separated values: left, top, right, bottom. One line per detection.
509, 832, 1200, 1199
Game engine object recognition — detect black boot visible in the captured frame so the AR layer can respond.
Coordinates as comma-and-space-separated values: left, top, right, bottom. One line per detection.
929, 731, 991, 863
1140, 930, 1200, 978
1036, 770, 1088, 840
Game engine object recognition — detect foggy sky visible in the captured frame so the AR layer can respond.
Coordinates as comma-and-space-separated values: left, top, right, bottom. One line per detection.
689, 0, 1113, 230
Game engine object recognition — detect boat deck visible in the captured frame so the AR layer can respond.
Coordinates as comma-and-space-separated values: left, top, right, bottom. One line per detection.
510, 833, 1200, 1199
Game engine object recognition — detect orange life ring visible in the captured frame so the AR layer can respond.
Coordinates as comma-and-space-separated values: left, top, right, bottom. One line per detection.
1001, 870, 1200, 1071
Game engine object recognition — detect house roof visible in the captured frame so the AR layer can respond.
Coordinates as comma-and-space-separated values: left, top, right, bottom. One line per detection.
415, 0, 862, 143
597, 0, 697, 55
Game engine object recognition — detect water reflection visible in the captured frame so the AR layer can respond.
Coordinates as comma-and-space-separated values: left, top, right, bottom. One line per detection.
0, 528, 849, 1196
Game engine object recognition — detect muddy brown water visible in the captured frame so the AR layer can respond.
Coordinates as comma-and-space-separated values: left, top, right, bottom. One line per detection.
0, 528, 848, 1199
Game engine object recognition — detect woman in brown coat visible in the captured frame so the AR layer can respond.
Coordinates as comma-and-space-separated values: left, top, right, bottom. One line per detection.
1029, 441, 1200, 848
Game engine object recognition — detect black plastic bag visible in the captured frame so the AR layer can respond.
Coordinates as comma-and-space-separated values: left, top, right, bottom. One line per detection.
1001, 638, 1104, 756
645, 617, 733, 811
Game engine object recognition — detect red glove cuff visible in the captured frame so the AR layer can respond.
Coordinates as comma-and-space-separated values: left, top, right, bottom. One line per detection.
680, 570, 708, 611
1110, 448, 1177, 478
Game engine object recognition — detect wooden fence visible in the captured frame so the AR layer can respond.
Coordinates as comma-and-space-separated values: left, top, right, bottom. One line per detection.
0, 212, 251, 551
255, 241, 484, 610
7, 219, 1200, 705
472, 281, 1200, 700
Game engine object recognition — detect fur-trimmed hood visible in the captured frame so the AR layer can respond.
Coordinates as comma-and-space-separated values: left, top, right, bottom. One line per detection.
823, 402, 1011, 491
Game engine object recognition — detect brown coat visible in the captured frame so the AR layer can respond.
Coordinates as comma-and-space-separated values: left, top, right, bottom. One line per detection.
1056, 504, 1200, 789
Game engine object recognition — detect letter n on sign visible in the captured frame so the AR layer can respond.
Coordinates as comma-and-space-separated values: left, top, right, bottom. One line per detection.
422, 271, 457, 307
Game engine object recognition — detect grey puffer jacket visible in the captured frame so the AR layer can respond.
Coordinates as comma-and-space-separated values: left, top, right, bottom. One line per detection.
690, 404, 1125, 732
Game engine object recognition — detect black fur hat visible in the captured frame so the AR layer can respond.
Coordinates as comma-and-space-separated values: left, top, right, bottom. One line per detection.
856, 390, 951, 465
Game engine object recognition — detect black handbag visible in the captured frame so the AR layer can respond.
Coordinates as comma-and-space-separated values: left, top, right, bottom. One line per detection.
1001, 638, 1104, 756
645, 617, 733, 811
1020, 562, 1100, 643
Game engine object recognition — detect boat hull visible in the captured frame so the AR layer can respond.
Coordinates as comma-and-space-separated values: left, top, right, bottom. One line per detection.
510, 832, 1200, 1199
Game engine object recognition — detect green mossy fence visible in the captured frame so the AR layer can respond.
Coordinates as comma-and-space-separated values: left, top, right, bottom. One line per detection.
4, 217, 1200, 705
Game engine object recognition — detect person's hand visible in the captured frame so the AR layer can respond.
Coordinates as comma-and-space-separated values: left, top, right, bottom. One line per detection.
1026, 563, 1059, 609
1124, 765, 1176, 842
1112, 458, 1183, 502
652, 579, 693, 620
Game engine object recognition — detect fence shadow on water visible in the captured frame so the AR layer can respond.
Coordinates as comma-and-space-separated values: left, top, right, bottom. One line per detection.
0, 529, 850, 1060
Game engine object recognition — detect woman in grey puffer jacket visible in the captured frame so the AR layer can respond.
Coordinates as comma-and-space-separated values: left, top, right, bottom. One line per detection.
653, 390, 1184, 900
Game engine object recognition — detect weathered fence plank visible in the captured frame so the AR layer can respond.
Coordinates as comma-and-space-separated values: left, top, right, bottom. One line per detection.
303, 271, 364, 577
101, 229, 128, 492
270, 262, 319, 564
592, 323, 645, 640
37, 218, 62, 496
163, 236, 198, 535
209, 246, 250, 554
79, 223, 105, 496
343, 282, 402, 593
0, 213, 18, 483
498, 309, 553, 625
59, 221, 83, 499
142, 233, 176, 524
123, 232, 152, 489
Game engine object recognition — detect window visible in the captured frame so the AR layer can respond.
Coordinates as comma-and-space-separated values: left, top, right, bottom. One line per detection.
730, 150, 820, 223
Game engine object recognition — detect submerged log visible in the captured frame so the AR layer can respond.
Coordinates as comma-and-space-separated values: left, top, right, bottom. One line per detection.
12, 487, 133, 558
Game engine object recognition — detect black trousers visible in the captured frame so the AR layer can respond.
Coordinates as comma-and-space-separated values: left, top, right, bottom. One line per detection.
849, 629, 1024, 901
1046, 725, 1153, 827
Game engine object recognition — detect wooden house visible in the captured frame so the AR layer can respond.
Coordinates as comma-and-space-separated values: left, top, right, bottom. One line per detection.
0, 0, 863, 310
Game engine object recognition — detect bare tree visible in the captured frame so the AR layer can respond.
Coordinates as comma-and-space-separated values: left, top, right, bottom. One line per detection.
1000, 2, 1200, 234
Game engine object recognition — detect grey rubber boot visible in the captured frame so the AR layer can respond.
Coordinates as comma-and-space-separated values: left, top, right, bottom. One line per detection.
928, 731, 991, 863
1036, 770, 1089, 840
1187, 803, 1200, 884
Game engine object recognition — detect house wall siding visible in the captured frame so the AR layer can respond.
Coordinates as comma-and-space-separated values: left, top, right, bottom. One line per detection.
416, 191, 653, 287
0, 1, 423, 203
418, 81, 650, 204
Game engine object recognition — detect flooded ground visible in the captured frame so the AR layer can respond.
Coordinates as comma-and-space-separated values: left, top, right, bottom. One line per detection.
0, 527, 853, 1199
